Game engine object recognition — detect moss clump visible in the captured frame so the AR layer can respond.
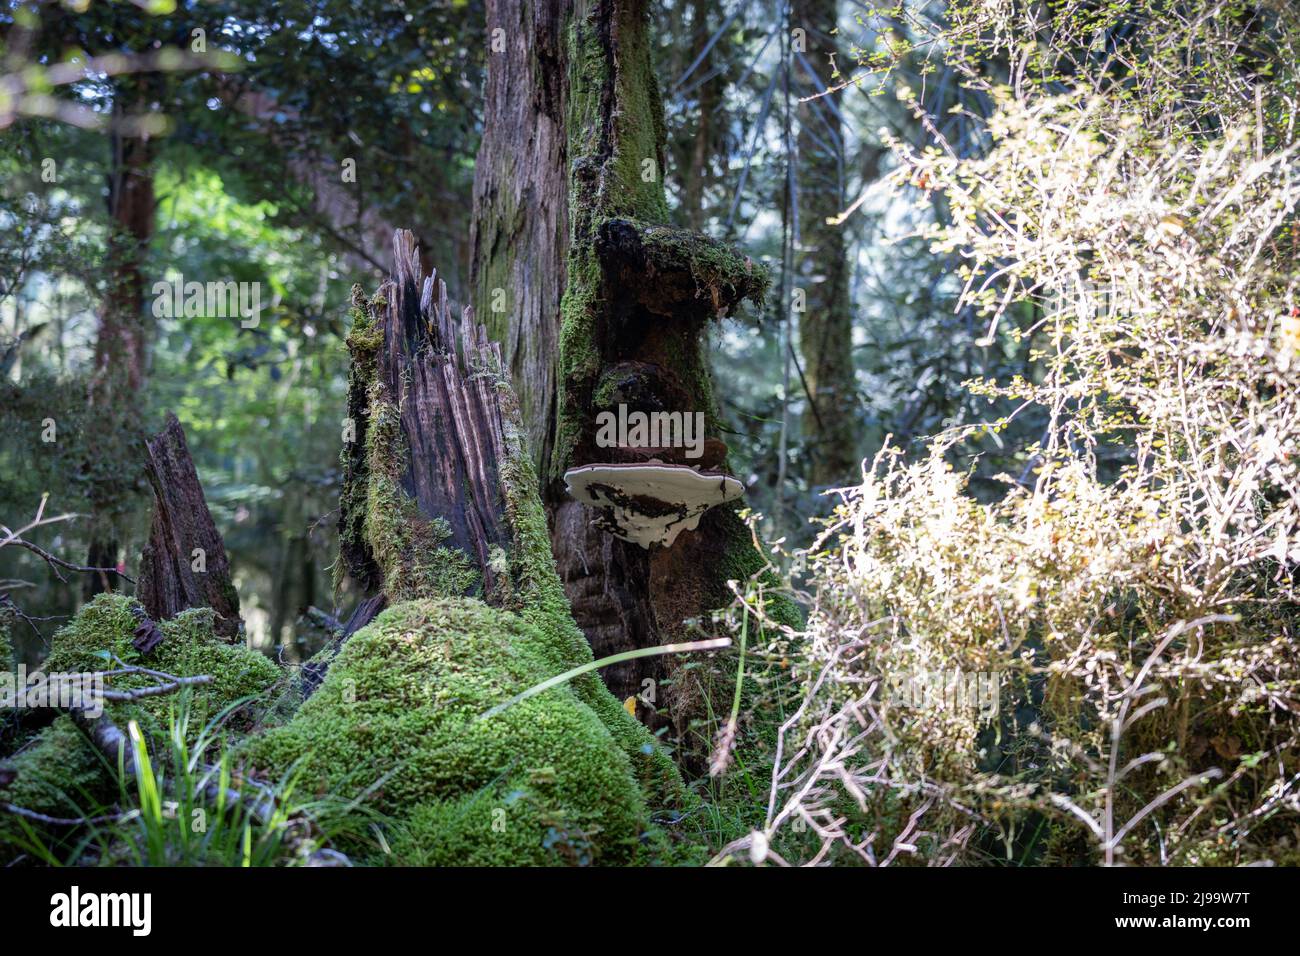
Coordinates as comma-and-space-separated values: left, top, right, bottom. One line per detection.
0, 594, 281, 859
596, 218, 770, 316
40, 594, 280, 739
0, 718, 111, 846
241, 597, 665, 865
344, 303, 384, 359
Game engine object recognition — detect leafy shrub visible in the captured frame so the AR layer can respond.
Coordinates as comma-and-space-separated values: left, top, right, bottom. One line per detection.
716, 2, 1300, 867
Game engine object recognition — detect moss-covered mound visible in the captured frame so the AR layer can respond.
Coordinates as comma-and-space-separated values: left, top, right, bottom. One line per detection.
0, 593, 280, 858
241, 597, 666, 866
39, 594, 280, 733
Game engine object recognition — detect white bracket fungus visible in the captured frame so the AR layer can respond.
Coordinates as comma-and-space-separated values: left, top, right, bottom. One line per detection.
563, 462, 744, 549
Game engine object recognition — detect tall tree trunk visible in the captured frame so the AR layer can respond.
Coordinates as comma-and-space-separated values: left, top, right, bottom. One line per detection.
474, 0, 786, 752
793, 0, 859, 488
84, 79, 157, 600
470, 0, 571, 474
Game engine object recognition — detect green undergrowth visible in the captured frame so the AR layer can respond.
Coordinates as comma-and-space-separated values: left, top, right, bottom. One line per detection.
0, 593, 281, 862
241, 597, 692, 865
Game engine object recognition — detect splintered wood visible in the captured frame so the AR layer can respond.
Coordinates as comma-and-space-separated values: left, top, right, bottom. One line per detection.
363, 229, 513, 600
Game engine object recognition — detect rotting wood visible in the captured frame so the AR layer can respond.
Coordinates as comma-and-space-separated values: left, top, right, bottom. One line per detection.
135, 413, 243, 642
340, 230, 514, 603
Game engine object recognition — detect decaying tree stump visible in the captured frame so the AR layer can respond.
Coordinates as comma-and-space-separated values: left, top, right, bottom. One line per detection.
309, 229, 685, 824
135, 413, 242, 641
339, 229, 519, 604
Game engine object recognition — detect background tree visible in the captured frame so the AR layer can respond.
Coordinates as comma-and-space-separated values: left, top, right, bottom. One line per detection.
0, 0, 484, 659
791, 0, 858, 489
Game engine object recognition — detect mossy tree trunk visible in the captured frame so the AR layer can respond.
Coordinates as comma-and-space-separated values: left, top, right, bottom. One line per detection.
470, 0, 571, 475
793, 0, 859, 489
474, 0, 782, 749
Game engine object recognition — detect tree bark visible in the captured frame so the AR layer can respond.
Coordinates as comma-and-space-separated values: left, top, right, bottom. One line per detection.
793, 0, 859, 488
135, 413, 243, 641
470, 0, 571, 474
338, 231, 515, 604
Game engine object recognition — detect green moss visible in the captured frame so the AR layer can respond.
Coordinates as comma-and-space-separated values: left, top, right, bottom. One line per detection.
245, 370, 692, 862
604, 218, 770, 311
554, 251, 604, 477
345, 320, 383, 364
566, 1, 670, 226
359, 396, 481, 602
0, 717, 111, 847
241, 597, 661, 865
344, 298, 383, 358
0, 594, 281, 859
40, 594, 280, 738
339, 313, 375, 593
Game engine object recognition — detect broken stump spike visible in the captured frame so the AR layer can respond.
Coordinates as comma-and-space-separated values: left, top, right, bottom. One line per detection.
340, 229, 515, 605
136, 412, 242, 641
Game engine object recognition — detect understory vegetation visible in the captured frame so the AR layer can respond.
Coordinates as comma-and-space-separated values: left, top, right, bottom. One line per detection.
707, 0, 1300, 866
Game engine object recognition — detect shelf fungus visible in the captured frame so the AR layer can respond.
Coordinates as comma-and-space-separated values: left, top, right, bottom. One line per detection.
563, 462, 744, 549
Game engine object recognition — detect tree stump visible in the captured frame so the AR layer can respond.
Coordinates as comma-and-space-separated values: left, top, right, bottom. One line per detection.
135, 413, 242, 641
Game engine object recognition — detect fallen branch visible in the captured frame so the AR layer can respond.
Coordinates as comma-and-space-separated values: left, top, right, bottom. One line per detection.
1, 802, 135, 828
0, 662, 212, 710
100, 674, 212, 703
